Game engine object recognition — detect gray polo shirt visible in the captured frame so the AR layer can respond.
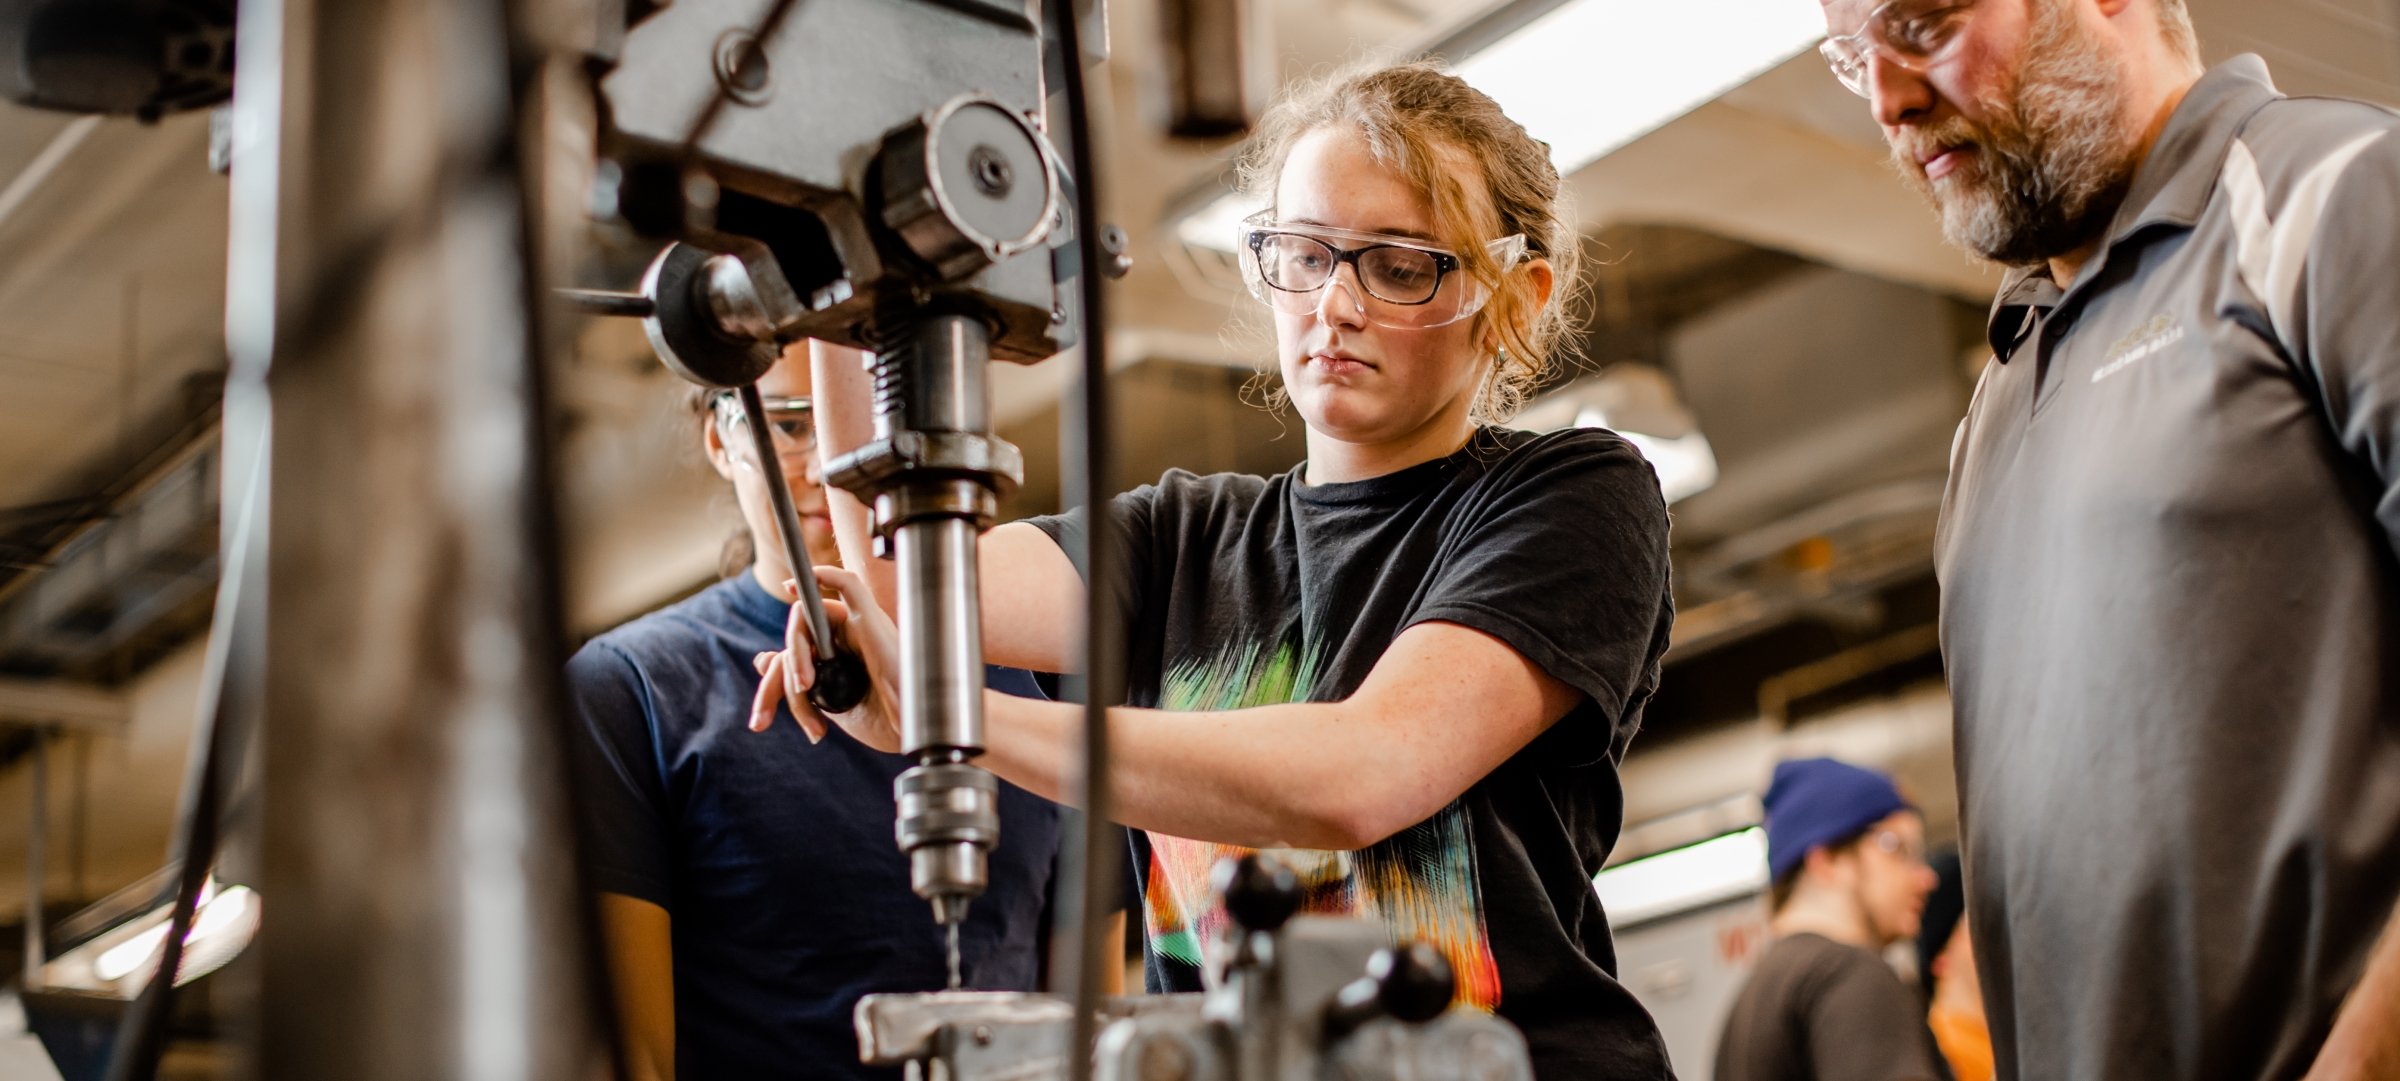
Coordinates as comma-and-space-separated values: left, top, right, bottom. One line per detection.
1937, 56, 2400, 1081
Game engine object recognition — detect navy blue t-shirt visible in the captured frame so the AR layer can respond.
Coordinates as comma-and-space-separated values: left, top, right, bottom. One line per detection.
565, 574, 1061, 1080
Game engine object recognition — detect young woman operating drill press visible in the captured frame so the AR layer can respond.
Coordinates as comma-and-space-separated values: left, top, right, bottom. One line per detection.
753, 62, 1677, 1080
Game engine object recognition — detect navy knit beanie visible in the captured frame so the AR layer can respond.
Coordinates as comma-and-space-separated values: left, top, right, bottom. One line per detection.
1763, 757, 1913, 883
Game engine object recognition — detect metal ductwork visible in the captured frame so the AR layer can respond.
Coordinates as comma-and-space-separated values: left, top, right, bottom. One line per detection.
0, 429, 223, 685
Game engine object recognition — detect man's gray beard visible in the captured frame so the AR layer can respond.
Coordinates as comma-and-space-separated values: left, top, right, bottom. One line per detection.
1902, 2, 2143, 267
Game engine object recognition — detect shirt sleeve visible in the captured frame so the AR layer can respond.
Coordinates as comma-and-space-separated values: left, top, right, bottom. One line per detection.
1405, 429, 1675, 766
563, 639, 675, 907
1804, 952, 1947, 1081
2296, 123, 2400, 559
1024, 481, 1164, 642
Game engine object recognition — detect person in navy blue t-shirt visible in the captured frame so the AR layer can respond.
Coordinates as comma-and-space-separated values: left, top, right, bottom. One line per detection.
564, 350, 1099, 1081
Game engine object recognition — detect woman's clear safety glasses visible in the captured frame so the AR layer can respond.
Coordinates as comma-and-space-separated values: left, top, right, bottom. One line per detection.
1237, 211, 1528, 330
711, 390, 816, 455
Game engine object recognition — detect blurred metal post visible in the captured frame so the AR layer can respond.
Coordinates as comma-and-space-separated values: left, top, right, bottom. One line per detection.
232, 0, 610, 1077
22, 729, 46, 987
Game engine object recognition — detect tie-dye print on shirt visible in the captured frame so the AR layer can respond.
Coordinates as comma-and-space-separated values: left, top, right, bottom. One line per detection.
1144, 639, 1503, 1009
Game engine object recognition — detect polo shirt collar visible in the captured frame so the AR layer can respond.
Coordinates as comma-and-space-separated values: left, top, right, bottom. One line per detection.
1984, 55, 2282, 363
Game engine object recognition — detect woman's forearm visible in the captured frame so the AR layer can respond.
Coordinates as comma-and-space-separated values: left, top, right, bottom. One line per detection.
979, 690, 1397, 851
973, 622, 1573, 853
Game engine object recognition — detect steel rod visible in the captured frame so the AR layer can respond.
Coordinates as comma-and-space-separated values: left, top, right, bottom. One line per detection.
554, 287, 654, 318
1046, 0, 1125, 1076
893, 516, 985, 756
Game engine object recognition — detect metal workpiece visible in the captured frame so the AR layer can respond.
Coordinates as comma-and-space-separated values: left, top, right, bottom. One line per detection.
1089, 1014, 1225, 1081
857, 992, 1078, 1068
854, 899, 1538, 1081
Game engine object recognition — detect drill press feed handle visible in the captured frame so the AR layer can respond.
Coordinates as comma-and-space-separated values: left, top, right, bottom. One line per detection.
730, 383, 870, 715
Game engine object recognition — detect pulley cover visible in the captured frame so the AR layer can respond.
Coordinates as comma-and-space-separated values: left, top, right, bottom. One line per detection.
879, 95, 1059, 282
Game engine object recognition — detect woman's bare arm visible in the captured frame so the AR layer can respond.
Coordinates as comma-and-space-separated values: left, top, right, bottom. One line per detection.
597, 894, 676, 1081
971, 620, 1582, 850
756, 582, 1583, 852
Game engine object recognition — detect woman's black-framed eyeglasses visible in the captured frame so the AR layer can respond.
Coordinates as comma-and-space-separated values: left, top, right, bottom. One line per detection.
1244, 229, 1463, 306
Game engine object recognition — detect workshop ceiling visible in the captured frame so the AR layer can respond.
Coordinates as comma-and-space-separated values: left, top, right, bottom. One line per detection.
0, 0, 2395, 940
0, 0, 2394, 640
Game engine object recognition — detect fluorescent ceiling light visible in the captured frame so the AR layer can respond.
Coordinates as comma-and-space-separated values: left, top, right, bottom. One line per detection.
1454, 0, 1827, 175
1173, 0, 1825, 254
87, 882, 261, 986
1594, 827, 1769, 926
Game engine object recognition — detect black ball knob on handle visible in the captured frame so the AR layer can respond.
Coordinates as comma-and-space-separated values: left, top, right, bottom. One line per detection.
1323, 942, 1456, 1040
1213, 854, 1301, 935
808, 649, 870, 715
726, 382, 874, 720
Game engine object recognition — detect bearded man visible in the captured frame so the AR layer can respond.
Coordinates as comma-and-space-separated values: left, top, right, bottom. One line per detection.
1811, 1, 2400, 1079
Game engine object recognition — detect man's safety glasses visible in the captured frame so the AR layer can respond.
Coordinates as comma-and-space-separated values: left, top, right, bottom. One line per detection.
712, 391, 816, 454
1237, 211, 1528, 330
1820, 0, 1981, 99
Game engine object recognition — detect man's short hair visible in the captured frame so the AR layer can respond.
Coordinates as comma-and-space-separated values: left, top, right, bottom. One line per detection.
1766, 824, 1875, 913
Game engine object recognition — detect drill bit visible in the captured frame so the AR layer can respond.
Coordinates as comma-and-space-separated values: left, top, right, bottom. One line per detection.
944, 918, 964, 991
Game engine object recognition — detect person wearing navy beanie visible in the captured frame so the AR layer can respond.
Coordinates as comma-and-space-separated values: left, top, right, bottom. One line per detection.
1714, 758, 1947, 1081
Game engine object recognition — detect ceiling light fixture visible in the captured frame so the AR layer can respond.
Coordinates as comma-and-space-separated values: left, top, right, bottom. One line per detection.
1593, 827, 1769, 926
1519, 366, 1719, 503
1171, 0, 1826, 255
1453, 0, 1827, 176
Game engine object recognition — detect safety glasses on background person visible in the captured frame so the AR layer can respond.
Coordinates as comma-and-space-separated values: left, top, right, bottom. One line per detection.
1820, 0, 1984, 98
1869, 828, 1926, 865
1237, 211, 1528, 330
711, 391, 817, 455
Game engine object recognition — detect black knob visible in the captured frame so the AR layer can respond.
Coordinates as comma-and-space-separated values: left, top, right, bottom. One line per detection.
809, 649, 871, 715
1324, 942, 1456, 1040
1212, 854, 1300, 934
1369, 943, 1455, 1024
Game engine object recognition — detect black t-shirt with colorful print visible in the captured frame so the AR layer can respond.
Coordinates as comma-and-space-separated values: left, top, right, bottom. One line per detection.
1030, 426, 1677, 1080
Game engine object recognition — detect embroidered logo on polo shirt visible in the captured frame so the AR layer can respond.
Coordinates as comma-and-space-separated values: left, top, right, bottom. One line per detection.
2091, 316, 2186, 384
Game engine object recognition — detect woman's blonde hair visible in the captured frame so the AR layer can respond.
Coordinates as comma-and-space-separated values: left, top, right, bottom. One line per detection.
1235, 59, 1583, 421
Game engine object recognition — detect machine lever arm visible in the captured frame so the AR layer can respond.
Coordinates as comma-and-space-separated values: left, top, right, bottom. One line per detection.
555, 287, 655, 318
735, 383, 870, 714
556, 285, 867, 713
